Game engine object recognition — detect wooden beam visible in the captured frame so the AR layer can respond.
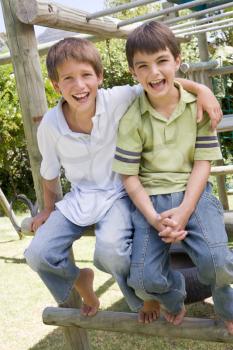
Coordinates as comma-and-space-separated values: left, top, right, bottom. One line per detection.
59, 287, 91, 350
43, 307, 233, 343
0, 34, 106, 66
211, 165, 233, 176
209, 65, 233, 77
217, 115, 233, 133
14, 0, 135, 39
1, 0, 47, 209
0, 187, 22, 238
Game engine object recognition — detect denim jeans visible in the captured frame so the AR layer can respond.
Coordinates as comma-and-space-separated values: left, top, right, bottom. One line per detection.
128, 183, 233, 320
24, 196, 142, 311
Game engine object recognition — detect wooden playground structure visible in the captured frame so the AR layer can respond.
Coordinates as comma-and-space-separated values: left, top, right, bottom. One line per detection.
1, 0, 233, 348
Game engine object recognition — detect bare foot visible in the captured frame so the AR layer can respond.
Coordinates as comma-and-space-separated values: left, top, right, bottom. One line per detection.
138, 300, 160, 324
225, 320, 233, 335
164, 305, 186, 325
74, 268, 100, 316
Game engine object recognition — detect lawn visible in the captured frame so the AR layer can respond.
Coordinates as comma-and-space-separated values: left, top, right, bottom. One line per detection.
1, 210, 233, 350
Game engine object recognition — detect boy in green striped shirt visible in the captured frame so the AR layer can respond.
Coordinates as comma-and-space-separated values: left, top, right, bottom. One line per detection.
113, 21, 233, 333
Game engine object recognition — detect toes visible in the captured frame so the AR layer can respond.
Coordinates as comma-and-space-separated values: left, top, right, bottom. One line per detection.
225, 321, 233, 335
81, 304, 91, 316
138, 311, 159, 324
138, 311, 145, 323
87, 306, 98, 317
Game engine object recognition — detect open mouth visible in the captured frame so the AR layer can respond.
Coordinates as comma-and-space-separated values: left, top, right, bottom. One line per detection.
72, 92, 89, 103
149, 79, 165, 89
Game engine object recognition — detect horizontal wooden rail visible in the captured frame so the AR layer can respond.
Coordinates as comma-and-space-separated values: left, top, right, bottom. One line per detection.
217, 115, 233, 133
0, 34, 105, 65
209, 65, 233, 77
211, 165, 233, 176
43, 307, 233, 343
14, 0, 136, 39
180, 60, 219, 73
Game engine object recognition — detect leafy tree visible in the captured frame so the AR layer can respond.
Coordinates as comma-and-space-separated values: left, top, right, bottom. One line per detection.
0, 64, 34, 204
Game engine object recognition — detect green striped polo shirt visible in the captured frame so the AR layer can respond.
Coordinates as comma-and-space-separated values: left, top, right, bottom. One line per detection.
112, 82, 222, 195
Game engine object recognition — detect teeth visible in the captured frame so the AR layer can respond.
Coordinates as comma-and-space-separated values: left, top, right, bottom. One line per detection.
73, 92, 88, 98
150, 79, 163, 84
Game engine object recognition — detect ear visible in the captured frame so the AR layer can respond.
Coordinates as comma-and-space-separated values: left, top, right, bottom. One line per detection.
175, 55, 181, 72
51, 80, 61, 94
98, 73, 103, 86
129, 66, 138, 81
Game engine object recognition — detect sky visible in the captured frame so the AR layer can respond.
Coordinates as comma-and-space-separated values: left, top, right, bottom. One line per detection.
0, 0, 105, 34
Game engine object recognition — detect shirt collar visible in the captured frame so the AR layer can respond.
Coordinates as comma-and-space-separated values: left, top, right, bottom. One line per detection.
139, 81, 196, 123
56, 90, 104, 136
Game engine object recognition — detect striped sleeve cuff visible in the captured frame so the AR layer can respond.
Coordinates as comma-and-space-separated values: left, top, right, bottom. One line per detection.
194, 135, 222, 161
195, 136, 219, 149
112, 147, 141, 175
115, 147, 141, 163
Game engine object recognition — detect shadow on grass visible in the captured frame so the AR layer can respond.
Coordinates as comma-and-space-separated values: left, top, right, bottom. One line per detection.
95, 276, 116, 298
29, 328, 65, 350
0, 239, 18, 244
0, 256, 26, 264
0, 256, 94, 265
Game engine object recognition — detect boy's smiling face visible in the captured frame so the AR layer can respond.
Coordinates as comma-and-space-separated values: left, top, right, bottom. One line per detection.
130, 48, 181, 107
52, 58, 103, 117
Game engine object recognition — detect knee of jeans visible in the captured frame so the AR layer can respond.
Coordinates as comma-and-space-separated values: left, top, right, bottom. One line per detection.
143, 272, 169, 294
94, 244, 130, 276
24, 242, 51, 273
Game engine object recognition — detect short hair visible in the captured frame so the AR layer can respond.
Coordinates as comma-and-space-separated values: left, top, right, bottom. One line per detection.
46, 37, 103, 81
126, 21, 180, 68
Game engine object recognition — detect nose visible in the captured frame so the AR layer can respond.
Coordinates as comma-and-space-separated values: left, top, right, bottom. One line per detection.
150, 63, 159, 75
74, 77, 85, 89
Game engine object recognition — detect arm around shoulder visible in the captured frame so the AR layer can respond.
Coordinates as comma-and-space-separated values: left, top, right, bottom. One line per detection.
177, 78, 222, 129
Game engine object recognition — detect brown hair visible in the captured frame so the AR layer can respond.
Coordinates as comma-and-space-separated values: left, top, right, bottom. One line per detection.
126, 21, 180, 68
46, 37, 103, 81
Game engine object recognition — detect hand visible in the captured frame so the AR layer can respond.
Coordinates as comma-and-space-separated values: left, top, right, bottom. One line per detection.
158, 206, 190, 243
196, 85, 223, 130
31, 208, 52, 232
158, 226, 187, 243
151, 213, 187, 244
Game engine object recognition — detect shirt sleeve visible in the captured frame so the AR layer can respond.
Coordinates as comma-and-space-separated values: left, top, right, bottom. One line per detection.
37, 117, 61, 180
112, 98, 143, 175
194, 112, 222, 161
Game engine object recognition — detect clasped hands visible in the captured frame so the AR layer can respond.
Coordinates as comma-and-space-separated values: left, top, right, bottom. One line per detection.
151, 206, 190, 243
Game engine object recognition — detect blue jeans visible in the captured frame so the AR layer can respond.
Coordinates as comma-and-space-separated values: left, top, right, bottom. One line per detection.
128, 183, 233, 320
24, 197, 142, 311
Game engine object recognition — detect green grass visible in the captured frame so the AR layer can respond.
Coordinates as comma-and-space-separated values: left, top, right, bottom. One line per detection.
1, 212, 233, 350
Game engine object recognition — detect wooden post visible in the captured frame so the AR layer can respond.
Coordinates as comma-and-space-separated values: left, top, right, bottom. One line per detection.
1, 1, 90, 348
60, 288, 91, 350
1, 0, 47, 209
197, 32, 229, 209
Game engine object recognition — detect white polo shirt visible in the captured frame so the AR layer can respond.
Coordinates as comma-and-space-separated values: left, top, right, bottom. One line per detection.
37, 84, 142, 226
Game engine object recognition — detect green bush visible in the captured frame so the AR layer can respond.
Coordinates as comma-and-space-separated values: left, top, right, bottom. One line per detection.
0, 64, 35, 205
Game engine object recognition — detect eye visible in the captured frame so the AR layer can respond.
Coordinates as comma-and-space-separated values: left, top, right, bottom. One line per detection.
138, 64, 147, 69
158, 59, 168, 63
64, 76, 71, 80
